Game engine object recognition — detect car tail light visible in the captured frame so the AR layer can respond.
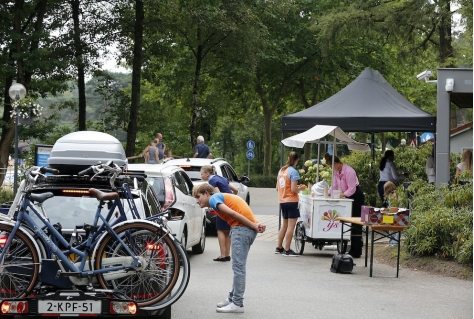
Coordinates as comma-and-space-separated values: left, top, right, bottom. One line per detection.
0, 234, 7, 246
1, 301, 28, 314
110, 301, 137, 315
61, 189, 90, 196
146, 243, 161, 251
163, 177, 175, 210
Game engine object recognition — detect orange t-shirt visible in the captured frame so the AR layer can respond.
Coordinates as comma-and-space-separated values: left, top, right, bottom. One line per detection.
277, 166, 300, 203
209, 193, 257, 228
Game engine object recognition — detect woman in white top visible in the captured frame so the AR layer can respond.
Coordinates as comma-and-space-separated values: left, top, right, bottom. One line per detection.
455, 149, 472, 184
378, 150, 406, 207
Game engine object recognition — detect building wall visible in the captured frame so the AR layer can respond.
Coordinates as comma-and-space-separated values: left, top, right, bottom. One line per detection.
450, 128, 473, 154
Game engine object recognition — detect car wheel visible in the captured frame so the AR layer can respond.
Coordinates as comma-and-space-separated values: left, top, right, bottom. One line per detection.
180, 229, 187, 250
246, 193, 250, 205
192, 220, 206, 254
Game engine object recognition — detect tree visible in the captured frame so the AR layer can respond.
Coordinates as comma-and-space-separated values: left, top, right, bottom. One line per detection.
141, 0, 260, 150
0, 0, 73, 186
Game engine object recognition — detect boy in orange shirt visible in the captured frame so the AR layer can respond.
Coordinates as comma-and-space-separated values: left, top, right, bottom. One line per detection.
193, 183, 266, 314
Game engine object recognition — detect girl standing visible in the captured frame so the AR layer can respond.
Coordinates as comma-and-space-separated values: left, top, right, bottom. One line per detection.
276, 151, 305, 257
201, 165, 238, 261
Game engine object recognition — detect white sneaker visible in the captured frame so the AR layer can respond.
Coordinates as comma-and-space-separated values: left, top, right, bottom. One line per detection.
216, 302, 244, 313
216, 299, 231, 308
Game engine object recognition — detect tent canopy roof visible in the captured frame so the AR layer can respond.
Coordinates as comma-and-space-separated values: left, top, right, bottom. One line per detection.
282, 68, 436, 133
281, 125, 370, 151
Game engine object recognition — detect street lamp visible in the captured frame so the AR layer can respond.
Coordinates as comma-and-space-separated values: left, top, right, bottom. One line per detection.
8, 83, 27, 195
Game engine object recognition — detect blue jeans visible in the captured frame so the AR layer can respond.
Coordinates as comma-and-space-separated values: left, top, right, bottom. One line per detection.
389, 231, 400, 245
227, 226, 257, 307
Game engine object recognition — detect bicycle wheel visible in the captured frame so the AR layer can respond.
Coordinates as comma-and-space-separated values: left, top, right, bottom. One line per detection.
293, 221, 305, 255
0, 224, 40, 299
141, 239, 190, 310
94, 222, 180, 307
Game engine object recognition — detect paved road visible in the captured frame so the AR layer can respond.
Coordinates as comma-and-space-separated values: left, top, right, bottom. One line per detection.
172, 188, 473, 319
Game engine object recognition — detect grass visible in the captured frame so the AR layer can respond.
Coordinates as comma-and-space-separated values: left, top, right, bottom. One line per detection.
372, 243, 473, 281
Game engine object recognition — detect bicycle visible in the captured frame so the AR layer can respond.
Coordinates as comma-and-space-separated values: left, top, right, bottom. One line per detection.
0, 163, 182, 307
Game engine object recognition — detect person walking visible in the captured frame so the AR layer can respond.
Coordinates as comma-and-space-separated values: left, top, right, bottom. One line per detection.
200, 165, 238, 262
378, 150, 406, 207
155, 133, 166, 163
193, 183, 266, 314
275, 151, 305, 257
383, 181, 399, 246
327, 153, 365, 258
145, 141, 159, 164
193, 135, 212, 158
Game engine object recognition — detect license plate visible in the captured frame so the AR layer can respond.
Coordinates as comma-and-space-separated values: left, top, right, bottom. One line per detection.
38, 300, 101, 314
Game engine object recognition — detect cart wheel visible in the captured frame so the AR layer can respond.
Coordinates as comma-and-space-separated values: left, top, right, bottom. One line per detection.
293, 221, 305, 255
337, 240, 348, 254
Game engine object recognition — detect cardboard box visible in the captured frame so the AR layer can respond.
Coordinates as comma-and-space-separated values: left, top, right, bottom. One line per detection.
366, 208, 410, 226
361, 206, 374, 223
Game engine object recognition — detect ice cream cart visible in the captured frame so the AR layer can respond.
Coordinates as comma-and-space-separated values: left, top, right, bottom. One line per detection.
294, 194, 352, 254
280, 125, 370, 255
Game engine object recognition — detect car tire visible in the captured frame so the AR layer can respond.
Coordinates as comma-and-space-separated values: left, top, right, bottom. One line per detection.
246, 193, 250, 205
192, 220, 206, 254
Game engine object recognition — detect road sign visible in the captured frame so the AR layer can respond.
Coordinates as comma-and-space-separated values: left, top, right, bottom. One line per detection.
409, 139, 417, 147
246, 140, 255, 150
246, 150, 255, 160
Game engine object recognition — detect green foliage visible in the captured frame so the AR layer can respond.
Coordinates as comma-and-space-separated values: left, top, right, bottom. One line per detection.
404, 181, 473, 264
247, 175, 277, 188
0, 188, 14, 203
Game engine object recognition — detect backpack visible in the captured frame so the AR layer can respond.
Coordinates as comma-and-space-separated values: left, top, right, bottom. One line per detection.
330, 253, 354, 274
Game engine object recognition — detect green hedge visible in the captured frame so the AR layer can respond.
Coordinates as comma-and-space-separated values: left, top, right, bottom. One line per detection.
403, 181, 473, 264
247, 175, 277, 188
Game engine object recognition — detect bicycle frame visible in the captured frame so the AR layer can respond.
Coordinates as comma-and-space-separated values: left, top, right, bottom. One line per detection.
1, 193, 144, 282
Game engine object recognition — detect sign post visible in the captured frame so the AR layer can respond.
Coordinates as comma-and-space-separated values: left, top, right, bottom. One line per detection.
246, 140, 255, 178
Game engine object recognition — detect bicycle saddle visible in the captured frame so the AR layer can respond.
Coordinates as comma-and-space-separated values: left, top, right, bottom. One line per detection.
26, 192, 54, 203
89, 188, 119, 201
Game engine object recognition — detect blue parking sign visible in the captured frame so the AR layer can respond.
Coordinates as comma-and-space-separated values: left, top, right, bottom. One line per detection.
246, 150, 255, 160
246, 140, 255, 150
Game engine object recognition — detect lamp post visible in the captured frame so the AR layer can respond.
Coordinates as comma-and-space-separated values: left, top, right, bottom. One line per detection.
8, 83, 27, 195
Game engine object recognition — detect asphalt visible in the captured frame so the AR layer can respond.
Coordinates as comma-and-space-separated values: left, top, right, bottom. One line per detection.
172, 187, 473, 319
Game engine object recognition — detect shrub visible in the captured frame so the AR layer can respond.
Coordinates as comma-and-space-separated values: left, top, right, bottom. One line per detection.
247, 175, 277, 188
0, 188, 14, 203
404, 181, 473, 264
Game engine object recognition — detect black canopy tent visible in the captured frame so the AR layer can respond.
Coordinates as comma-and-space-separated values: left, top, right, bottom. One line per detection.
281, 68, 436, 133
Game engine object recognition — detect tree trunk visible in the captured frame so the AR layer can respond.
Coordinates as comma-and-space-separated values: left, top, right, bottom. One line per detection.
438, 0, 453, 66
189, 26, 203, 151
125, 0, 144, 157
263, 110, 272, 176
71, 0, 87, 131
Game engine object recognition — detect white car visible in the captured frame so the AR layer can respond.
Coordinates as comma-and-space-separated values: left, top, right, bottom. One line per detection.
162, 158, 250, 230
128, 164, 206, 254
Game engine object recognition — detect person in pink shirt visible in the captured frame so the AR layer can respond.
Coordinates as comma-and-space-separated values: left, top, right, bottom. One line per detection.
326, 153, 365, 258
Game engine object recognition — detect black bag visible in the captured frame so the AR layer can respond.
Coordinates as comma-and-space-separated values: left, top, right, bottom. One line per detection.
330, 253, 354, 274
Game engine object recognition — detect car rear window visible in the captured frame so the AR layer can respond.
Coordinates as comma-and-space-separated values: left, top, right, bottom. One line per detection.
29, 193, 144, 230
178, 166, 202, 181
146, 177, 165, 203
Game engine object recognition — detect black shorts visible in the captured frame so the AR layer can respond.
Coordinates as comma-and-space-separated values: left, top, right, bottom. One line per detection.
216, 215, 231, 230
280, 202, 300, 219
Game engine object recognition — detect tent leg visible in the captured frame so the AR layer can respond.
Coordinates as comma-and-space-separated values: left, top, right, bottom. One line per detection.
371, 133, 375, 160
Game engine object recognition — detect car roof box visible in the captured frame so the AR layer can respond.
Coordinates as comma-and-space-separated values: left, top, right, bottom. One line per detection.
48, 131, 128, 175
